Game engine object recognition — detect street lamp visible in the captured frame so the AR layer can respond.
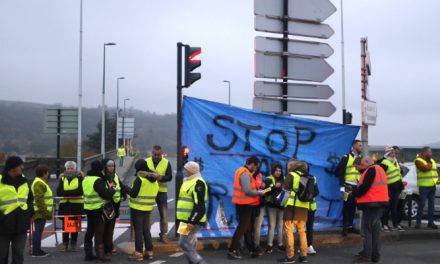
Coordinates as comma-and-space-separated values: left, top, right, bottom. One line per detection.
223, 80, 231, 105
101, 42, 116, 158
122, 98, 130, 148
116, 77, 125, 150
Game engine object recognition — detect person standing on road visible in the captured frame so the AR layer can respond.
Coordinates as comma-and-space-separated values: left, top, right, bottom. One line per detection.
118, 146, 126, 167
351, 157, 389, 264
0, 156, 34, 264
82, 160, 115, 262
145, 145, 172, 243
31, 164, 53, 258
336, 140, 363, 236
306, 170, 319, 256
177, 161, 208, 264
414, 147, 439, 229
127, 159, 159, 261
228, 156, 265, 260
252, 166, 266, 257
57, 161, 84, 253
377, 145, 405, 232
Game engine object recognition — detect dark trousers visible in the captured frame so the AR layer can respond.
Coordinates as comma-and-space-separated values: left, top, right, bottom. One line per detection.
343, 193, 357, 228
381, 185, 401, 227
360, 207, 384, 261
103, 218, 116, 253
32, 219, 46, 254
84, 211, 105, 246
0, 233, 27, 264
131, 209, 153, 253
229, 204, 257, 252
417, 186, 436, 225
62, 218, 78, 244
156, 192, 168, 237
306, 210, 315, 247
119, 156, 124, 167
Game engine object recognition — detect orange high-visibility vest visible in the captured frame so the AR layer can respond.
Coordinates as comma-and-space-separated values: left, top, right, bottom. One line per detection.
356, 165, 389, 204
232, 167, 260, 206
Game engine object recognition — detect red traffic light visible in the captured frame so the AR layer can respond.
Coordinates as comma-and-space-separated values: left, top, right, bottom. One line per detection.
184, 45, 201, 87
183, 146, 189, 156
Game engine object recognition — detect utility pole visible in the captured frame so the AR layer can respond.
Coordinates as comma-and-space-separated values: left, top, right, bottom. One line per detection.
361, 37, 369, 157
77, 0, 83, 170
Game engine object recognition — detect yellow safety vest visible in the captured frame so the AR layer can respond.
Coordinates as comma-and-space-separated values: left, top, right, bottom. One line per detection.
381, 159, 402, 185
309, 176, 317, 211
117, 147, 126, 157
82, 176, 104, 210
31, 177, 54, 212
285, 171, 310, 209
345, 154, 361, 184
176, 176, 207, 223
415, 158, 438, 187
112, 174, 121, 203
129, 176, 159, 211
60, 176, 84, 204
0, 174, 29, 215
146, 157, 169, 193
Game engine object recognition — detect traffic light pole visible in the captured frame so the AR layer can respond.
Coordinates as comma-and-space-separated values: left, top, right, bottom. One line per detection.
176, 42, 184, 237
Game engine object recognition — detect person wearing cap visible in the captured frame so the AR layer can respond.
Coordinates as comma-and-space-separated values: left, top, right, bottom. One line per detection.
82, 160, 116, 262
377, 145, 405, 232
177, 161, 208, 264
31, 164, 53, 258
0, 156, 34, 264
56, 161, 84, 252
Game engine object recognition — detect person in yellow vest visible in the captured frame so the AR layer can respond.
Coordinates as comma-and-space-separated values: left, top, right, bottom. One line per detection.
31, 164, 53, 258
278, 160, 317, 264
414, 147, 439, 229
82, 160, 116, 262
127, 159, 159, 261
306, 170, 319, 256
145, 145, 172, 243
117, 146, 126, 167
177, 161, 208, 264
336, 139, 363, 236
0, 156, 33, 264
56, 161, 84, 252
378, 145, 405, 232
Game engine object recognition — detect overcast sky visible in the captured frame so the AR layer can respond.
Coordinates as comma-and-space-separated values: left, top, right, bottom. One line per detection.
1, 0, 439, 147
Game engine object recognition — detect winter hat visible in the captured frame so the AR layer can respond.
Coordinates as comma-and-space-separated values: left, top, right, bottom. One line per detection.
4, 156, 24, 172
384, 145, 394, 156
90, 160, 103, 172
134, 159, 148, 172
184, 161, 200, 175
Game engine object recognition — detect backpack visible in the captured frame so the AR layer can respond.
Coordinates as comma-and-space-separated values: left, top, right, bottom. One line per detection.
296, 174, 315, 202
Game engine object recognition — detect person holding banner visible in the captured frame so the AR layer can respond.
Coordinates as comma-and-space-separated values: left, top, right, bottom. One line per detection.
228, 156, 265, 260
252, 167, 266, 257
57, 161, 84, 253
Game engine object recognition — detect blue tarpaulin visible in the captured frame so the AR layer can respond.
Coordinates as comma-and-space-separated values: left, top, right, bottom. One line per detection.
182, 96, 360, 237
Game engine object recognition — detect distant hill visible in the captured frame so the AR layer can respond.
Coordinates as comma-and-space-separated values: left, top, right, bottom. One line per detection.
0, 100, 176, 157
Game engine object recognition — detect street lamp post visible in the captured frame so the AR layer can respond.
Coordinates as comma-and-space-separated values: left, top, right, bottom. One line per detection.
116, 77, 125, 150
122, 98, 130, 148
223, 80, 231, 105
101, 42, 116, 158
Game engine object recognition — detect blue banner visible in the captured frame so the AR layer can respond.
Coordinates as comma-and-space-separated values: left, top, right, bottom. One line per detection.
182, 96, 360, 237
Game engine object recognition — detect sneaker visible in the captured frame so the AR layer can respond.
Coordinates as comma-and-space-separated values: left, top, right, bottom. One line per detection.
278, 245, 286, 251
307, 245, 316, 255
299, 256, 308, 263
159, 235, 169, 243
277, 256, 296, 263
253, 247, 264, 257
428, 223, 438, 229
227, 250, 242, 260
32, 250, 49, 258
265, 246, 273, 254
395, 225, 405, 232
144, 251, 153, 260
128, 251, 144, 262
382, 225, 390, 232
354, 250, 364, 257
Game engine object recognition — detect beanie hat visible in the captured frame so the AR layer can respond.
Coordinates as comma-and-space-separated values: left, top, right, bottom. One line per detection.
384, 145, 394, 156
4, 156, 24, 172
91, 160, 103, 172
184, 161, 200, 175
134, 159, 148, 172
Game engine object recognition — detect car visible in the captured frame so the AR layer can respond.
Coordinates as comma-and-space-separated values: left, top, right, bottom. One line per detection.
400, 162, 440, 219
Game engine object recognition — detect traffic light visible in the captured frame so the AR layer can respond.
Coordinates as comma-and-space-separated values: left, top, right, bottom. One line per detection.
182, 146, 190, 165
184, 45, 201, 88
343, 111, 353, 125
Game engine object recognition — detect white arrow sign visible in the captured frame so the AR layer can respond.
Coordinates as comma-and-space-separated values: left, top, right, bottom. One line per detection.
255, 15, 334, 39
253, 97, 336, 117
254, 0, 337, 23
255, 52, 334, 82
255, 36, 334, 58
254, 81, 334, 99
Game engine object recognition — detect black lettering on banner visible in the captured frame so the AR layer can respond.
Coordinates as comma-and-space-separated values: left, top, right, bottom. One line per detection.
292, 126, 317, 159
207, 115, 237, 151
265, 129, 288, 154
259, 158, 270, 177
237, 121, 262, 151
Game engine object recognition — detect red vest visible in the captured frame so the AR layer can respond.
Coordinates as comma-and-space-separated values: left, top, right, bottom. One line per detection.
232, 167, 260, 206
356, 165, 389, 204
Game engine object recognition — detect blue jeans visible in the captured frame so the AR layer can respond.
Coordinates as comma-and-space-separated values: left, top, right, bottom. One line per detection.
32, 219, 46, 254
178, 225, 206, 264
417, 186, 436, 225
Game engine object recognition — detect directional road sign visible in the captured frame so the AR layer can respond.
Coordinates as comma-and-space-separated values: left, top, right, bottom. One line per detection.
255, 36, 333, 58
254, 81, 334, 100
255, 14, 334, 39
117, 117, 135, 139
44, 109, 78, 134
254, 0, 337, 23
253, 97, 336, 117
255, 52, 334, 82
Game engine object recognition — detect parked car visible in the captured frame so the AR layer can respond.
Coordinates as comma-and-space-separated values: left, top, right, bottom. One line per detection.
400, 162, 440, 219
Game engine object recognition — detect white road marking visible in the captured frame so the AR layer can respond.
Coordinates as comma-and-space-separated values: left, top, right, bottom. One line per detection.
150, 222, 175, 238
169, 252, 184, 258
150, 261, 166, 264
153, 198, 174, 207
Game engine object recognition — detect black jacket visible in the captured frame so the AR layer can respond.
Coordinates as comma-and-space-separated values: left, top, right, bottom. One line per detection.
84, 170, 115, 215
57, 173, 84, 216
